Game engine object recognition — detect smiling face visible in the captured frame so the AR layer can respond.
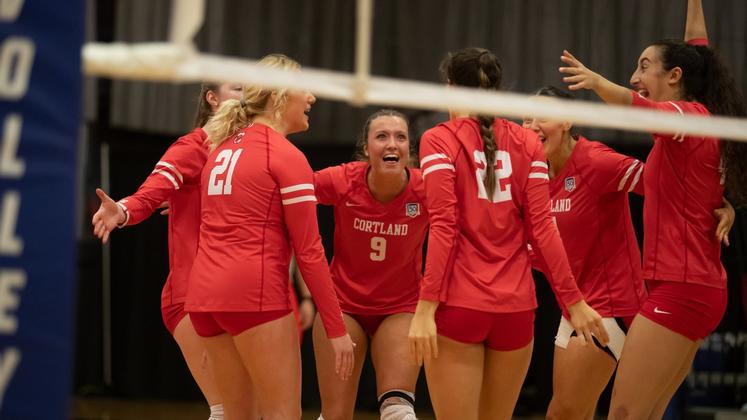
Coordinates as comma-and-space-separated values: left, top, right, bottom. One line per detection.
364, 115, 410, 176
630, 45, 682, 102
522, 115, 570, 160
280, 89, 316, 135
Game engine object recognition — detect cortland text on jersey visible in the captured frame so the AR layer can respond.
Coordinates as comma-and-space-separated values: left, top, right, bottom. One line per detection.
550, 198, 572, 213
353, 217, 410, 236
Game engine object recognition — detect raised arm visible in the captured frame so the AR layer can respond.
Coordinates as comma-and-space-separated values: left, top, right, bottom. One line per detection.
685, 0, 708, 43
559, 50, 632, 106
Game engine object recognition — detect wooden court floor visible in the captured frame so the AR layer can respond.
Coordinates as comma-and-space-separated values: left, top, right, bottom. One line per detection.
71, 397, 437, 420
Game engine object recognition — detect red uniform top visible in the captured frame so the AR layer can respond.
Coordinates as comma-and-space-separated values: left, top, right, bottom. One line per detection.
186, 123, 346, 338
314, 162, 428, 315
419, 117, 583, 312
118, 128, 207, 308
632, 92, 726, 288
543, 136, 647, 317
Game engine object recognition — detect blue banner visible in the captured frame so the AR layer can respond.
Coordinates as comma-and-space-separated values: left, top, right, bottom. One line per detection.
0, 0, 83, 418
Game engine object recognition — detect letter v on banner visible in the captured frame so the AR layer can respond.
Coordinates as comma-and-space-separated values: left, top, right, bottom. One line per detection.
0, 0, 83, 417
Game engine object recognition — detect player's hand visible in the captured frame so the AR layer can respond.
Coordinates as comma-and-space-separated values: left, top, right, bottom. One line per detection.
408, 300, 439, 366
560, 50, 602, 91
329, 334, 355, 381
714, 198, 735, 246
298, 298, 316, 331
91, 188, 125, 244
158, 201, 170, 215
567, 300, 609, 347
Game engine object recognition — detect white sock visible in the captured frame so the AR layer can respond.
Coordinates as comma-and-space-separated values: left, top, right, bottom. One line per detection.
208, 404, 224, 420
317, 416, 325, 420
379, 390, 417, 420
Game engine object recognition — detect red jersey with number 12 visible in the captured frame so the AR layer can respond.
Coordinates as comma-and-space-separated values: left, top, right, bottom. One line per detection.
419, 118, 583, 312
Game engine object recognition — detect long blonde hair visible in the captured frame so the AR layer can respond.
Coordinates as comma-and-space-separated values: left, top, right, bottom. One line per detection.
206, 54, 301, 150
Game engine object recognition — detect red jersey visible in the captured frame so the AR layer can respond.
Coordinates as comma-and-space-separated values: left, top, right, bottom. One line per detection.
314, 162, 428, 315
118, 128, 207, 308
632, 92, 726, 288
186, 123, 346, 338
544, 137, 647, 317
419, 117, 583, 312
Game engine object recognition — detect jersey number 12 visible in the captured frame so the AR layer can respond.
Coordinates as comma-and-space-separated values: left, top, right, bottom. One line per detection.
474, 150, 512, 203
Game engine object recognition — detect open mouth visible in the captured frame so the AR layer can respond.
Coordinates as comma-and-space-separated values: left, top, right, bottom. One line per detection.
538, 135, 546, 144
637, 89, 649, 98
382, 154, 400, 164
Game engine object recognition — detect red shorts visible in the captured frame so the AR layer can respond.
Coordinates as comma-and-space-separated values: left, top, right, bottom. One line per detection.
435, 305, 535, 351
161, 302, 188, 335
640, 280, 727, 341
347, 312, 412, 336
190, 310, 292, 338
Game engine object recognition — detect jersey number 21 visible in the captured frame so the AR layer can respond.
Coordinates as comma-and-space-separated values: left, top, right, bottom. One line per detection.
208, 149, 243, 196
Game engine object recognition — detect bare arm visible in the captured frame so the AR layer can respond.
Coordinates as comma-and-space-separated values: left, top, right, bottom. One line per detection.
559, 50, 632, 106
685, 0, 708, 42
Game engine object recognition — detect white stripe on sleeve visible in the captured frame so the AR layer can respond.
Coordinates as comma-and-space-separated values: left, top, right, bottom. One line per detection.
530, 161, 548, 169
155, 161, 184, 183
528, 173, 549, 180
628, 166, 644, 192
282, 195, 318, 205
422, 163, 455, 177
152, 169, 180, 189
617, 161, 640, 191
420, 153, 450, 166
280, 183, 315, 194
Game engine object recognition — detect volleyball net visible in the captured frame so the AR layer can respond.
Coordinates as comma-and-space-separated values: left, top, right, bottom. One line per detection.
83, 0, 747, 142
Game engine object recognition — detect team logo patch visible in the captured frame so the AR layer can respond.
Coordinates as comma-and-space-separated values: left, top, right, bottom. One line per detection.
233, 132, 245, 144
405, 203, 420, 218
564, 177, 576, 192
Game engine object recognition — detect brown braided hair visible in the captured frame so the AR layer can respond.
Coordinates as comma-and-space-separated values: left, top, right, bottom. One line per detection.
440, 48, 502, 196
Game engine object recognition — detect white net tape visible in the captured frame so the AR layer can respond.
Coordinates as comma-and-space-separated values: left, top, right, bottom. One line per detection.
82, 0, 747, 142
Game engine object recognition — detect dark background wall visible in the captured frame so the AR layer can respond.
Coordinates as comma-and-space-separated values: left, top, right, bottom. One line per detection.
77, 0, 747, 415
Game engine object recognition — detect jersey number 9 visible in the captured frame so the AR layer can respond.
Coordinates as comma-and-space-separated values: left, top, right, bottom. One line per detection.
370, 236, 386, 261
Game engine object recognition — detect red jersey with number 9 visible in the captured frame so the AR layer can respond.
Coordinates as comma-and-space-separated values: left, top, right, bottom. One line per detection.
314, 162, 428, 315
185, 123, 346, 338
419, 117, 583, 312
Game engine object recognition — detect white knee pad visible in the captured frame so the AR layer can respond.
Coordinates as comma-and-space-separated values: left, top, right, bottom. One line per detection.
378, 389, 417, 420
208, 404, 224, 420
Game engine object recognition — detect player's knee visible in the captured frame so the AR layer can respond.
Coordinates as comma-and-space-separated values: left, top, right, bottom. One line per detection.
378, 389, 416, 420
608, 403, 632, 420
546, 400, 584, 420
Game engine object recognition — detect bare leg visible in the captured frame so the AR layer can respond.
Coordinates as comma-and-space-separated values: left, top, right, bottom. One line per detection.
608, 315, 698, 420
173, 315, 223, 405
200, 333, 258, 420
479, 341, 533, 420
647, 343, 699, 420
312, 313, 368, 420
546, 336, 616, 420
424, 334, 484, 420
233, 313, 301, 420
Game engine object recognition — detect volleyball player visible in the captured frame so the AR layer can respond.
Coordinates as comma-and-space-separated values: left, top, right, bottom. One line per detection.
559, 0, 747, 417
408, 47, 608, 420
312, 110, 426, 420
186, 54, 355, 420
92, 82, 242, 420
524, 86, 734, 419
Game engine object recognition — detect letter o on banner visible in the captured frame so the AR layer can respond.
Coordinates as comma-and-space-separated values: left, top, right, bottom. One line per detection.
0, 0, 83, 417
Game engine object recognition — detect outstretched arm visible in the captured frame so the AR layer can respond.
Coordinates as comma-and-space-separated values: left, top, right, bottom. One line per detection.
559, 50, 632, 106
685, 0, 708, 42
